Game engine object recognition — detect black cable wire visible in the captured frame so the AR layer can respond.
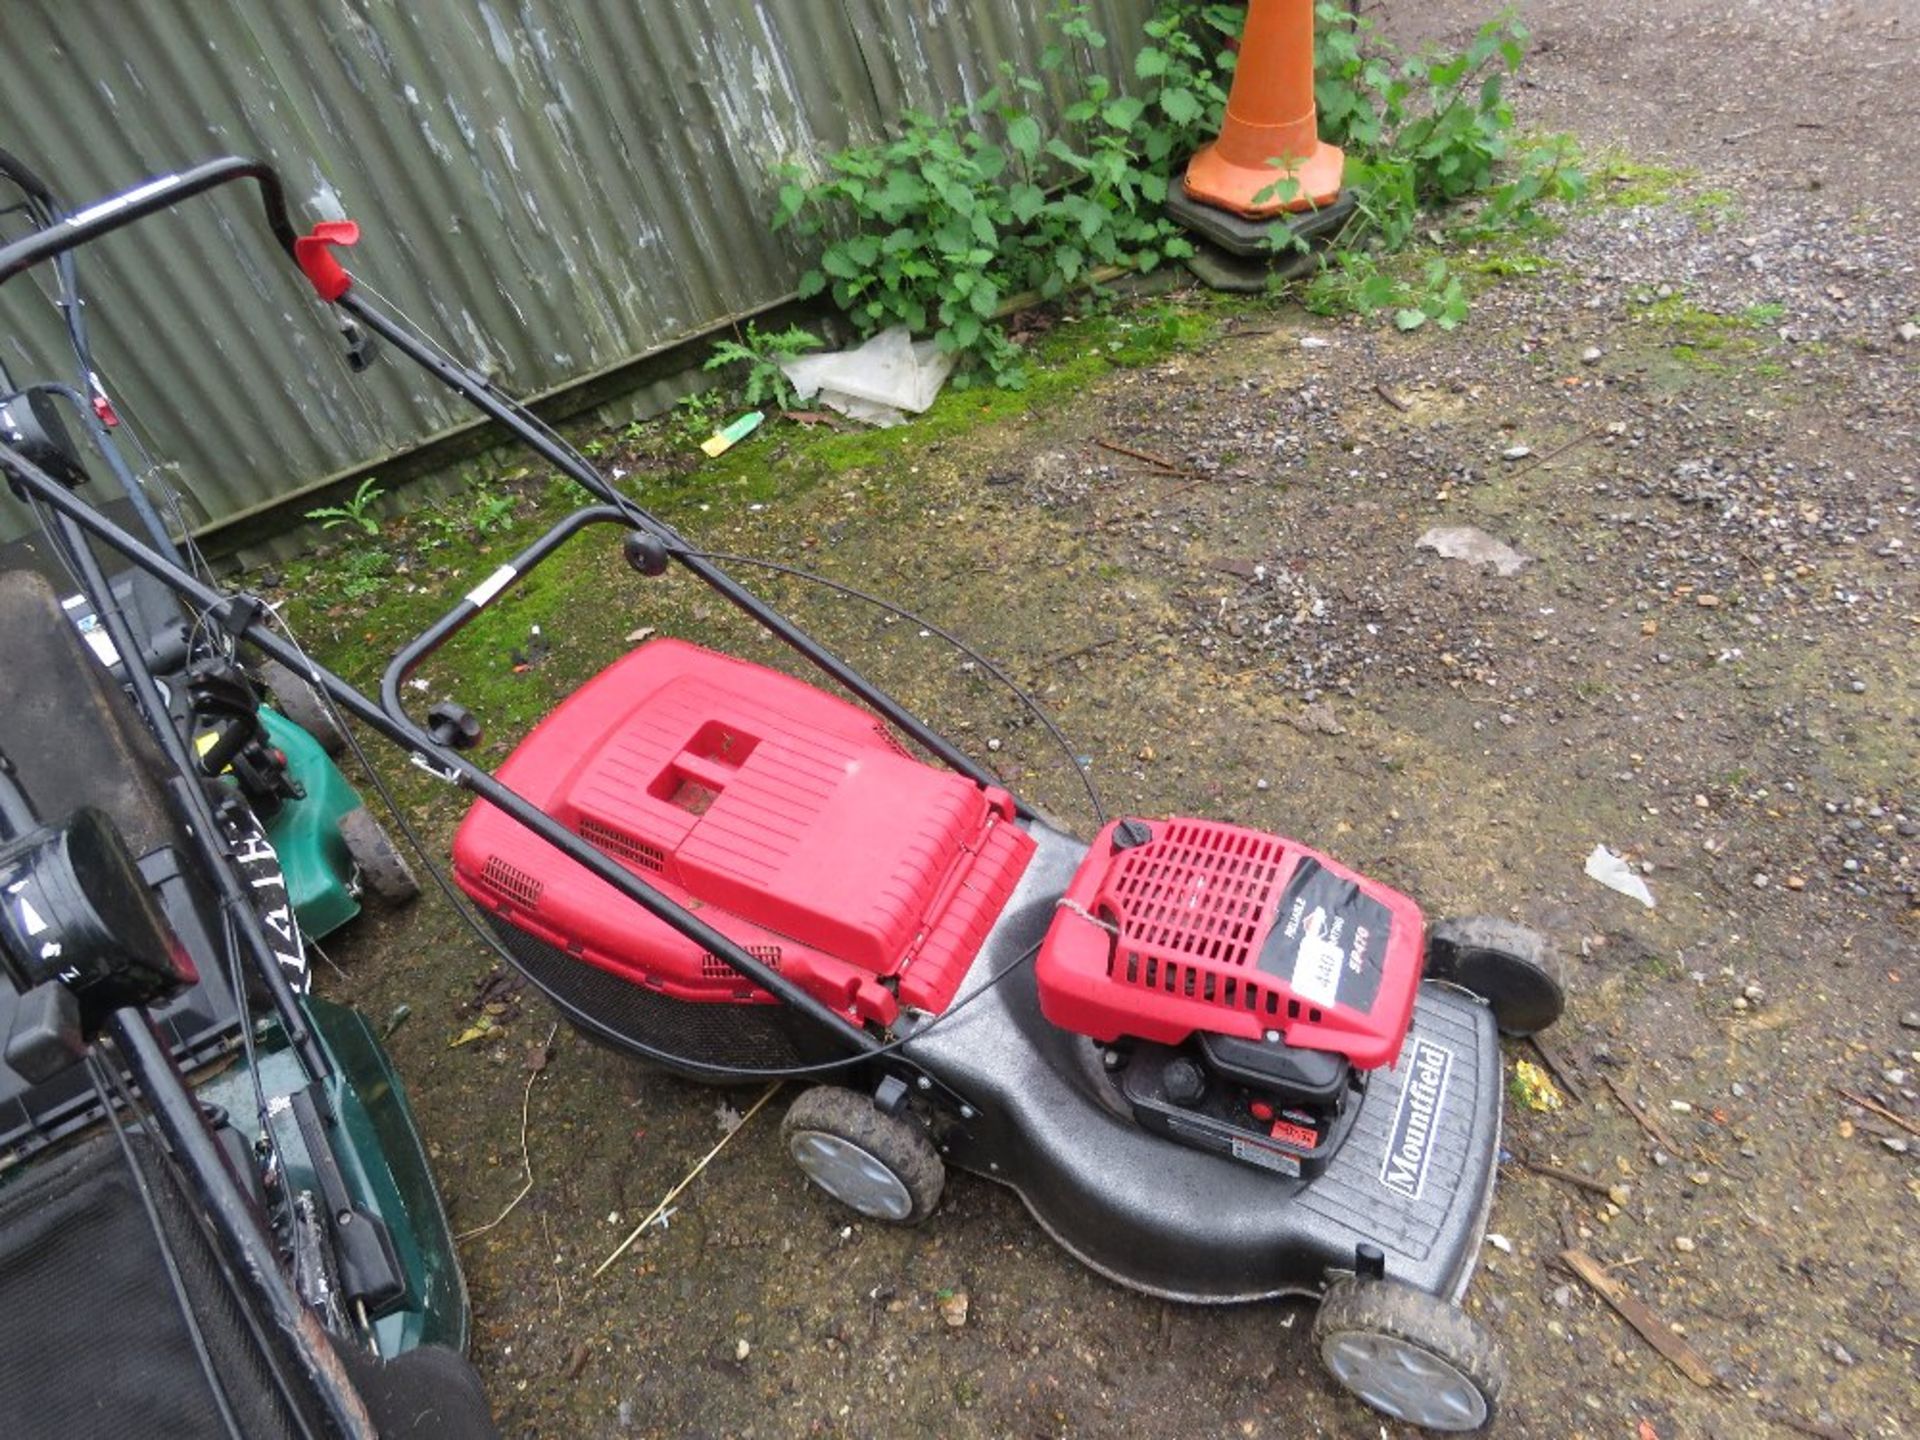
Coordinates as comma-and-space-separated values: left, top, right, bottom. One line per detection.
348, 274, 1110, 825
222, 903, 292, 1236
86, 1052, 247, 1439
679, 548, 1108, 829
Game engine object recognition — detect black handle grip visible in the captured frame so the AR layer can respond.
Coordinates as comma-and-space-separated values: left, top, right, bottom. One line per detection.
0, 156, 299, 287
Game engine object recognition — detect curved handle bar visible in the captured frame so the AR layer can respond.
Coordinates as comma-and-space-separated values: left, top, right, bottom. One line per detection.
0, 155, 298, 287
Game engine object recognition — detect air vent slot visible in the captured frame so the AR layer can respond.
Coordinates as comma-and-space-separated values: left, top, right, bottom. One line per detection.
701, 945, 782, 980
1107, 821, 1287, 1006
579, 817, 665, 872
480, 855, 543, 908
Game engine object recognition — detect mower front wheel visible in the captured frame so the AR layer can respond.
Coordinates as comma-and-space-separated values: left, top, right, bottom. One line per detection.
782, 1086, 944, 1225
258, 656, 349, 757
1425, 916, 1566, 1036
1314, 1278, 1505, 1432
340, 806, 420, 907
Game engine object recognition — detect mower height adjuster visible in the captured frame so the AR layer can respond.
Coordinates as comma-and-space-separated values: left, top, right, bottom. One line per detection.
873, 1073, 911, 1118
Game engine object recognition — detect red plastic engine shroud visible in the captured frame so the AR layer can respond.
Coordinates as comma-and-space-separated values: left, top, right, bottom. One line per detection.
1034, 818, 1425, 1070
452, 640, 1035, 1027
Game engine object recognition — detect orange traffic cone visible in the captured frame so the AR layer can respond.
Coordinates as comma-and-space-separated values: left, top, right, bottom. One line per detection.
1183, 0, 1343, 217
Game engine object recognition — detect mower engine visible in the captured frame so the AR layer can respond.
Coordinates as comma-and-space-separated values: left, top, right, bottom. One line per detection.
1035, 817, 1426, 1179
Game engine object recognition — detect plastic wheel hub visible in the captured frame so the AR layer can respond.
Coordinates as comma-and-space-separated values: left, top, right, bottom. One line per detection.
788, 1131, 913, 1221
1321, 1331, 1490, 1432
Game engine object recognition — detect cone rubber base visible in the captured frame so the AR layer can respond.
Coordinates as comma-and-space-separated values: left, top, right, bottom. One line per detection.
1168, 184, 1357, 263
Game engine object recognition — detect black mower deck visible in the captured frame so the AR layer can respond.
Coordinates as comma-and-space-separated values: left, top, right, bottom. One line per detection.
902, 823, 1502, 1305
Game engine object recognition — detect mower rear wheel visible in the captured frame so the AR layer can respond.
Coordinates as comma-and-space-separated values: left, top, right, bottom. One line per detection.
340, 806, 420, 907
1425, 917, 1565, 1036
782, 1086, 944, 1224
257, 657, 348, 757
1314, 1278, 1505, 1432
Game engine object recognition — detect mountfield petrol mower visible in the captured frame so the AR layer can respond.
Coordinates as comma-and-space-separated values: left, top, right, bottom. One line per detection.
0, 158, 1567, 1433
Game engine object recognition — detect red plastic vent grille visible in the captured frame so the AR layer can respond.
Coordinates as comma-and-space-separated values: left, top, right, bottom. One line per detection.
1107, 821, 1288, 1013
578, 817, 665, 872
701, 945, 783, 980
870, 722, 914, 759
480, 855, 543, 909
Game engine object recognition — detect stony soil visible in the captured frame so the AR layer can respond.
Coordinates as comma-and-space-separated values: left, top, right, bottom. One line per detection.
308, 3, 1915, 1436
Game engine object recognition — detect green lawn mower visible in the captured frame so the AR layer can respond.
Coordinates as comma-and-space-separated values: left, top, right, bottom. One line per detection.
0, 563, 492, 1437
0, 144, 486, 1440
0, 146, 416, 949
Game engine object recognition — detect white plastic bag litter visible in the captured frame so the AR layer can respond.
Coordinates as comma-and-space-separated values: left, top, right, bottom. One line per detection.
1585, 845, 1656, 908
779, 327, 957, 428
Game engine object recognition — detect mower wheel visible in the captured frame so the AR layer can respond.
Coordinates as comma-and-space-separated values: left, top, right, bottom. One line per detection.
1314, 1278, 1505, 1432
1425, 916, 1565, 1036
340, 806, 420, 907
257, 657, 348, 757
781, 1086, 944, 1224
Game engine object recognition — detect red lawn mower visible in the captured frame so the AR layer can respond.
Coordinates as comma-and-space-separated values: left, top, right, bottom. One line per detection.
0, 159, 1565, 1433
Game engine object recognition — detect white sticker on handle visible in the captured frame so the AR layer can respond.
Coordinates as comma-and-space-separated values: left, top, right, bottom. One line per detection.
464, 564, 517, 609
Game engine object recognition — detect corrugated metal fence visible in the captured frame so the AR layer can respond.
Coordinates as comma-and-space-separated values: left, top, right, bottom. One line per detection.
0, 0, 1152, 544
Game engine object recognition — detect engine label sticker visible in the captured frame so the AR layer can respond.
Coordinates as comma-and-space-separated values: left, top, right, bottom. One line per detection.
1257, 857, 1392, 1013
1379, 1036, 1454, 1203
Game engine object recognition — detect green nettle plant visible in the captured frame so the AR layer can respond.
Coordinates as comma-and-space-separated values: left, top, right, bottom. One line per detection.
775, 3, 1233, 387
1303, 3, 1585, 328
703, 322, 824, 411
775, 2, 1580, 381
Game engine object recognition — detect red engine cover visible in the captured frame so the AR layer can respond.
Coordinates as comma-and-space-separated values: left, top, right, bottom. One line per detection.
1035, 818, 1424, 1069
452, 640, 1035, 1023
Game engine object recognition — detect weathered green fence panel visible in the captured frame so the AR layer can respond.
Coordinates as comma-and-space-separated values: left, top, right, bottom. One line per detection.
0, 0, 1153, 542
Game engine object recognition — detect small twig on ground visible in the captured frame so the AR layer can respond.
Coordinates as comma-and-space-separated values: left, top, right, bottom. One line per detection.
1514, 1155, 1614, 1199
1834, 1085, 1920, 1138
1603, 1074, 1684, 1155
1555, 1208, 1581, 1253
307, 937, 350, 981
1046, 635, 1121, 667
456, 1022, 560, 1243
1528, 1033, 1586, 1105
541, 1212, 564, 1311
1094, 438, 1199, 478
1160, 475, 1212, 501
1510, 429, 1599, 478
592, 1082, 782, 1279
1561, 1248, 1719, 1388
1769, 1412, 1853, 1440
1372, 381, 1412, 413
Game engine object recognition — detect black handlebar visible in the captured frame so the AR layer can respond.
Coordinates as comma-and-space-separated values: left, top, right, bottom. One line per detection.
0, 155, 298, 287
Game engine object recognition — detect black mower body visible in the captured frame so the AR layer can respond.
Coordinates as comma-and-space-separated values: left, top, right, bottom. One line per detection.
905, 823, 1502, 1304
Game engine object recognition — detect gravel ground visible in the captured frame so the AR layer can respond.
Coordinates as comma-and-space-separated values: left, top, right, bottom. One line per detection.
315, 4, 1915, 1436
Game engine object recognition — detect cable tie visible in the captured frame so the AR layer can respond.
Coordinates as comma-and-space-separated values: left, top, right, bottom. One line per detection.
1055, 897, 1119, 935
